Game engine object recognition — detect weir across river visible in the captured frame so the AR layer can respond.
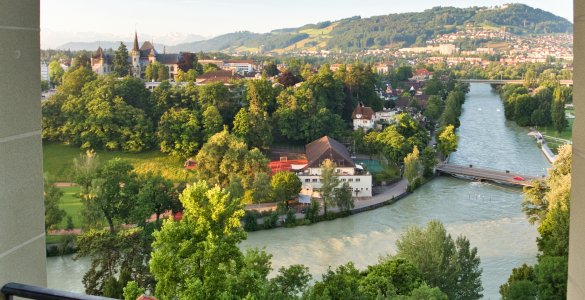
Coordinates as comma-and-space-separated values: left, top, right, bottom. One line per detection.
436, 163, 541, 187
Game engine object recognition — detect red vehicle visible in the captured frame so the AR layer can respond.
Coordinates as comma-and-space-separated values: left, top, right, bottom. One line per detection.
513, 176, 525, 181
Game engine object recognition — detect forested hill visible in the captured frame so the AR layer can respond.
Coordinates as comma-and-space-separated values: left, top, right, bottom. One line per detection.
169, 4, 572, 53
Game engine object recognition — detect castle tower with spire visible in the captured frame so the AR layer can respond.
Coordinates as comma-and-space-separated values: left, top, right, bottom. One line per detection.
131, 31, 141, 77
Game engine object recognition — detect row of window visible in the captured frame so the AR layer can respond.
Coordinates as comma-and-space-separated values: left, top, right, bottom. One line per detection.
304, 178, 362, 183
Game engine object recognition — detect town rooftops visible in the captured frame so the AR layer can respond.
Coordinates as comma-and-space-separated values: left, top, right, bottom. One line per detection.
196, 69, 241, 84
305, 136, 355, 168
352, 104, 375, 120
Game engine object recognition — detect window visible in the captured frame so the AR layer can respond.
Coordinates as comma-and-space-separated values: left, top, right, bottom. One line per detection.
312, 179, 318, 182
356, 178, 361, 182
341, 178, 346, 182
348, 178, 354, 182
305, 179, 310, 183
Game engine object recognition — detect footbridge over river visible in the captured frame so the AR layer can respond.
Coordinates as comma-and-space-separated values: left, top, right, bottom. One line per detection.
459, 79, 573, 86
436, 163, 541, 187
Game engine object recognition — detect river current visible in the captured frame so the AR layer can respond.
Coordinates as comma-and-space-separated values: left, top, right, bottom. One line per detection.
47, 83, 550, 299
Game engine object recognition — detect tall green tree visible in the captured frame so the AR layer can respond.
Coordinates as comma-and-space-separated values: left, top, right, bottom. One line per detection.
195, 129, 270, 189
437, 125, 458, 159
271, 171, 302, 207
113, 42, 130, 77
201, 105, 224, 141
44, 177, 66, 232
551, 86, 567, 133
82, 159, 138, 232
396, 220, 483, 300
403, 146, 421, 185
48, 60, 64, 86
320, 159, 340, 215
134, 172, 180, 225
157, 108, 201, 158
333, 182, 354, 211
150, 181, 270, 299
233, 108, 273, 149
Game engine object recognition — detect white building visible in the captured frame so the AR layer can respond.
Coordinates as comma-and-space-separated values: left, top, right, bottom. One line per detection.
297, 136, 372, 198
40, 61, 49, 82
352, 104, 397, 131
352, 105, 375, 130
222, 60, 256, 74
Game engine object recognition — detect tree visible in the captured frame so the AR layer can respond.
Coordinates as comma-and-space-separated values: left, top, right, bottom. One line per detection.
135, 172, 179, 225
403, 146, 421, 185
123, 281, 144, 300
396, 220, 483, 300
150, 181, 266, 299
201, 105, 224, 141
48, 60, 64, 86
278, 70, 301, 87
233, 108, 273, 149
271, 171, 302, 207
421, 146, 438, 178
203, 63, 220, 74
362, 257, 422, 296
177, 52, 199, 72
76, 228, 152, 296
551, 86, 567, 133
176, 69, 198, 82
113, 42, 130, 77
83, 159, 138, 232
246, 79, 277, 113
41, 80, 50, 92
407, 283, 448, 300
333, 182, 354, 211
195, 129, 270, 188
437, 125, 458, 159
500, 264, 536, 300
270, 265, 312, 298
306, 262, 363, 300
145, 62, 168, 81
320, 159, 339, 215
44, 177, 66, 232
262, 61, 280, 77
157, 108, 201, 158
243, 172, 273, 204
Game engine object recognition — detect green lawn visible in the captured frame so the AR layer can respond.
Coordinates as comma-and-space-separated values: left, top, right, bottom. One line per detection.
56, 186, 83, 229
43, 142, 197, 182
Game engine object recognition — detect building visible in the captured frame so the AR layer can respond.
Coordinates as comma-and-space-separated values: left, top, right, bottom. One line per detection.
130, 32, 181, 80
296, 136, 372, 198
195, 69, 242, 84
352, 104, 397, 131
90, 32, 191, 80
90, 47, 112, 75
40, 61, 49, 82
352, 104, 376, 130
223, 60, 256, 74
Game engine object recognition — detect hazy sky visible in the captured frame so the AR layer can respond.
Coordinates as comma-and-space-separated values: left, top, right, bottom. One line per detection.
41, 0, 573, 46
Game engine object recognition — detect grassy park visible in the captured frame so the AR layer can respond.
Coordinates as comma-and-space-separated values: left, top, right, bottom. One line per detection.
43, 142, 197, 183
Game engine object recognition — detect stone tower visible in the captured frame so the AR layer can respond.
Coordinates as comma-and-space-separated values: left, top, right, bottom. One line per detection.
131, 31, 141, 77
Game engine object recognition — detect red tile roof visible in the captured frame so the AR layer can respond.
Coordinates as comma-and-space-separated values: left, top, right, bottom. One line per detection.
351, 105, 375, 120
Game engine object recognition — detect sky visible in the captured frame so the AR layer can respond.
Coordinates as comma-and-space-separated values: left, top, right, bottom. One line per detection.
41, 0, 573, 48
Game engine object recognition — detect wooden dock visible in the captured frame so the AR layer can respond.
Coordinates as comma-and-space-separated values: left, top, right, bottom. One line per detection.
436, 164, 541, 187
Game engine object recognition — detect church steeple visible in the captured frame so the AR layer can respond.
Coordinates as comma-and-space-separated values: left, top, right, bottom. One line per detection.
133, 31, 139, 51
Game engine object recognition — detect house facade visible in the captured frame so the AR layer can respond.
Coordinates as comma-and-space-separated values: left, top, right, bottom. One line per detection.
296, 136, 372, 198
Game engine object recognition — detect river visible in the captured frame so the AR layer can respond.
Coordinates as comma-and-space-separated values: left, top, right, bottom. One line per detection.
47, 83, 550, 299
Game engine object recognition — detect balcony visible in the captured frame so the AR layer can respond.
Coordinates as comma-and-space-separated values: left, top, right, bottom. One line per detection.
1, 283, 113, 300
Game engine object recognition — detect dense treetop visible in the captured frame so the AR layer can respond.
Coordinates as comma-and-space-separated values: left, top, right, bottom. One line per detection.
170, 4, 572, 52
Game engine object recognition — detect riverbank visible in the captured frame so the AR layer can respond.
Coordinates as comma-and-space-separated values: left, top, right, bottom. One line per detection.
528, 130, 557, 163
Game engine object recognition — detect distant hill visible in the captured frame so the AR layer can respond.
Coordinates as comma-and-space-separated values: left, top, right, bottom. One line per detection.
169, 4, 572, 53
